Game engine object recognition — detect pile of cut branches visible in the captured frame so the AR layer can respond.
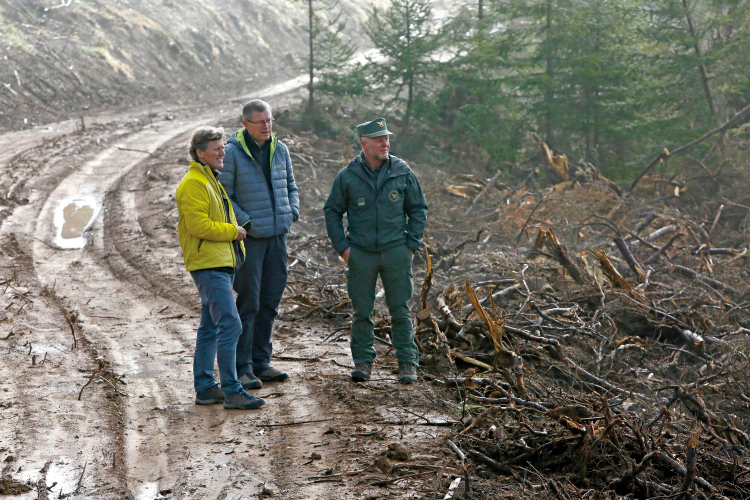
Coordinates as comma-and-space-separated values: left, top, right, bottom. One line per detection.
414, 219, 749, 498
276, 124, 750, 498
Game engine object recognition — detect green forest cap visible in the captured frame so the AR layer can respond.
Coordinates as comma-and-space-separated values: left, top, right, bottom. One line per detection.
357, 117, 393, 138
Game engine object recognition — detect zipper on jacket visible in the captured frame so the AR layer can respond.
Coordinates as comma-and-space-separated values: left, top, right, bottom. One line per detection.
222, 194, 244, 273
205, 164, 236, 270
240, 134, 278, 233
197, 239, 204, 252
375, 191, 379, 252
220, 189, 237, 271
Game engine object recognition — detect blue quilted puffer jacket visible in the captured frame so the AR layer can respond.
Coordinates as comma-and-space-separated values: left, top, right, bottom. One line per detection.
220, 129, 299, 239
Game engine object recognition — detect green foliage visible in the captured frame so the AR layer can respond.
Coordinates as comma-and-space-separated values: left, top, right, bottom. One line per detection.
317, 60, 369, 98
293, 0, 358, 109
363, 0, 440, 136
329, 0, 750, 180
297, 106, 343, 139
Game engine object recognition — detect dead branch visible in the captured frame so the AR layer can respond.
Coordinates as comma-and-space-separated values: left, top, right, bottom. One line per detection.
465, 170, 504, 216
675, 387, 716, 425
78, 359, 104, 401
464, 279, 519, 372
257, 417, 336, 428
461, 282, 521, 318
505, 325, 565, 360
467, 449, 514, 475
668, 263, 737, 294
63, 310, 77, 349
506, 435, 580, 466
419, 246, 434, 311
532, 133, 569, 183
445, 439, 465, 461
613, 237, 646, 282
539, 229, 595, 287
437, 292, 463, 334
369, 471, 441, 486
677, 426, 700, 498
567, 358, 648, 401
642, 230, 683, 266
629, 100, 750, 192
515, 197, 551, 247
592, 248, 633, 291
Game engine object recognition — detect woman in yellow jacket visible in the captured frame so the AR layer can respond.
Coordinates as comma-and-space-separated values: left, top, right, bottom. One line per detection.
176, 126, 264, 410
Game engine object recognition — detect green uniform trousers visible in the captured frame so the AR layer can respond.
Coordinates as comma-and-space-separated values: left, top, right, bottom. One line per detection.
346, 244, 419, 365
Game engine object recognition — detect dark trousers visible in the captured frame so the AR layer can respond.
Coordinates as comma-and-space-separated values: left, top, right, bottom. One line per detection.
347, 244, 419, 365
234, 234, 288, 375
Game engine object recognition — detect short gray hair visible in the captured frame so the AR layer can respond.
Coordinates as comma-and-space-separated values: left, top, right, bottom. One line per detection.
189, 126, 225, 162
242, 99, 272, 121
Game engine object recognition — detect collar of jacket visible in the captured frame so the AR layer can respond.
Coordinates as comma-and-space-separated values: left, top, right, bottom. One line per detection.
232, 128, 278, 163
190, 160, 228, 192
189, 160, 216, 177
350, 152, 410, 188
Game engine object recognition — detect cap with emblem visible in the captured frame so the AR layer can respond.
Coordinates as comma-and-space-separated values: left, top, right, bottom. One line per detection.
356, 118, 393, 138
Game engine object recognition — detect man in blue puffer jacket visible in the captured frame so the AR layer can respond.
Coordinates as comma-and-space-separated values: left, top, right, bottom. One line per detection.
219, 99, 299, 389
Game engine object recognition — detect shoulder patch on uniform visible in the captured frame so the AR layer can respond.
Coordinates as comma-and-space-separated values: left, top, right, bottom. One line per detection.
389, 190, 399, 202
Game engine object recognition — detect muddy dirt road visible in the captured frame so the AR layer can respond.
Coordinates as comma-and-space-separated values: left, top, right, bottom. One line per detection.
0, 83, 452, 500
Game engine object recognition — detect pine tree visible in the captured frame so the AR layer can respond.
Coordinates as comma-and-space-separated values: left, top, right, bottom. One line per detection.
294, 0, 356, 112
364, 0, 438, 136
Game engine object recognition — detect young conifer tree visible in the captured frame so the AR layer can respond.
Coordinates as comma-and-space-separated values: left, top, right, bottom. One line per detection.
363, 0, 438, 137
294, 0, 356, 112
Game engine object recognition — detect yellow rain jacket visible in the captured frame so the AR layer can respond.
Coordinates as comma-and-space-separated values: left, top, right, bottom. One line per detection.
177, 161, 244, 272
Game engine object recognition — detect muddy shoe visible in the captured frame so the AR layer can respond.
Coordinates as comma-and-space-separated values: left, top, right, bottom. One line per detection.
239, 372, 262, 390
223, 390, 265, 410
195, 385, 224, 405
351, 362, 372, 382
398, 362, 418, 384
255, 366, 289, 382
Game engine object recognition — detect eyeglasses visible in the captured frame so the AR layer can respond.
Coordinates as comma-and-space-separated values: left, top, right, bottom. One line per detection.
246, 118, 274, 126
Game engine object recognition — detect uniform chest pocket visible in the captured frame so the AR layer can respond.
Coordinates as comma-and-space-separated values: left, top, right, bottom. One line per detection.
348, 184, 373, 212
381, 177, 407, 221
383, 176, 408, 202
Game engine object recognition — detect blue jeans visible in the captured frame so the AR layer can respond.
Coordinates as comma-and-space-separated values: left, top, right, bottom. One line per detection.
190, 269, 243, 395
234, 234, 287, 375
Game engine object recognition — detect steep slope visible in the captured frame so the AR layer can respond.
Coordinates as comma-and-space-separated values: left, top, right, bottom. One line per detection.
0, 0, 374, 131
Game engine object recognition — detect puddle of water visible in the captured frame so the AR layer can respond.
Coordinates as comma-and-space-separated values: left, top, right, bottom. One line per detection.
122, 350, 142, 375
16, 456, 82, 497
28, 342, 68, 355
52, 195, 101, 249
135, 481, 160, 500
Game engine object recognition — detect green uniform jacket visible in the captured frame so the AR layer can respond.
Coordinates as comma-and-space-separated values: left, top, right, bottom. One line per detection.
324, 153, 428, 254
177, 161, 244, 272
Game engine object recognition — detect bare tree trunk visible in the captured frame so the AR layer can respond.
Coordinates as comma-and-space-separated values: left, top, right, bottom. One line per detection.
403, 5, 413, 137
682, 0, 719, 124
404, 72, 414, 137
307, 0, 315, 112
544, 0, 554, 146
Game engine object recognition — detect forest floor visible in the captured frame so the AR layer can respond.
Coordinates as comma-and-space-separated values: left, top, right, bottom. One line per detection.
0, 77, 489, 500
1, 72, 750, 500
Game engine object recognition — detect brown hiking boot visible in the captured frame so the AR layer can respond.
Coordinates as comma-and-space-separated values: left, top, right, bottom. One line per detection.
398, 362, 417, 384
351, 362, 372, 382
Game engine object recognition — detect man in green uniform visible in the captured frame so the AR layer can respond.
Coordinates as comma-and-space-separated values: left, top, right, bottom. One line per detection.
324, 118, 428, 383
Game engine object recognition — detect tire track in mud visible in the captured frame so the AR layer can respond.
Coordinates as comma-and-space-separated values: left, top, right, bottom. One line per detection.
3, 113, 347, 499
25, 119, 208, 499
98, 123, 350, 500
